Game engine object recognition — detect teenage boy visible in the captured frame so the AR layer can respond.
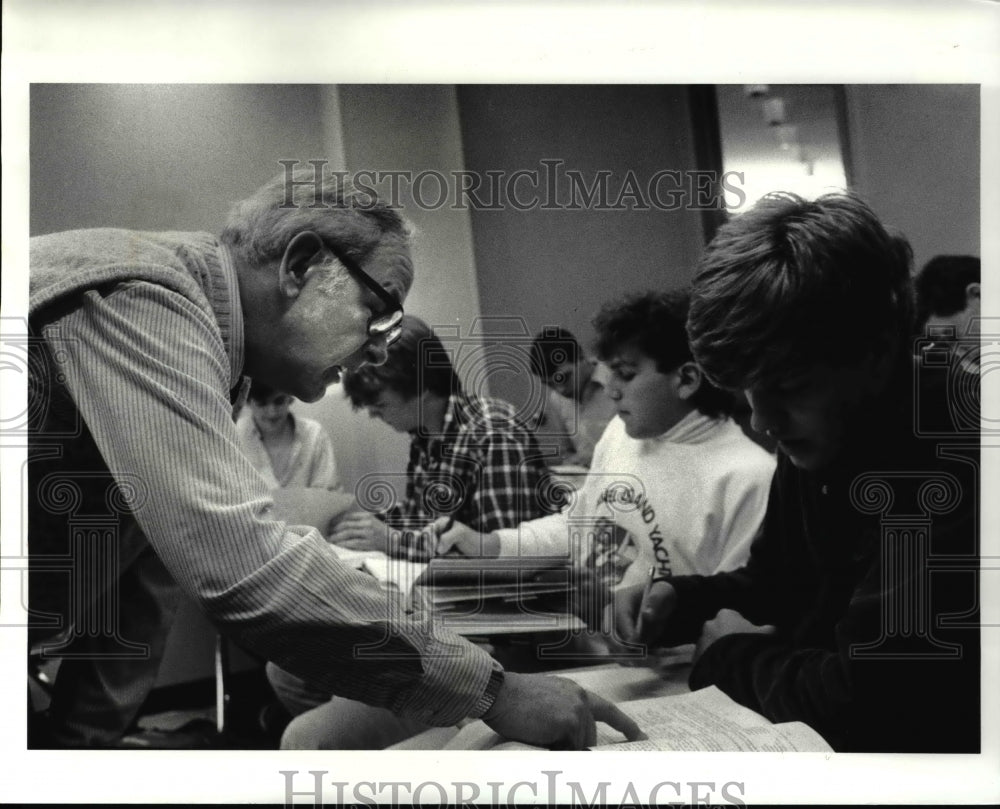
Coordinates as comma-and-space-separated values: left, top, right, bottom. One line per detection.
613, 193, 980, 753
236, 380, 339, 490
328, 314, 553, 556
529, 326, 617, 467
437, 290, 776, 620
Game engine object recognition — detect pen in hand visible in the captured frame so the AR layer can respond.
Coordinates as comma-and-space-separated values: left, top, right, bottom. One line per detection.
431, 515, 456, 557
634, 565, 657, 643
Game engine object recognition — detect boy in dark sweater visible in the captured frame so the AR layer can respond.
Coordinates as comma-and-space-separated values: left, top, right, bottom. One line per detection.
614, 192, 980, 752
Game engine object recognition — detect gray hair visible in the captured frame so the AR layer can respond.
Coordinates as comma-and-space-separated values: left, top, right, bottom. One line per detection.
220, 166, 414, 281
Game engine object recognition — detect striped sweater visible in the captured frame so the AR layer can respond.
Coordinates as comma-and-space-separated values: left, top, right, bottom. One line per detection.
28, 228, 497, 726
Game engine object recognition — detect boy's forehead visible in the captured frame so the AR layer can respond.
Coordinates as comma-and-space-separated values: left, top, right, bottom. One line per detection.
607, 344, 650, 367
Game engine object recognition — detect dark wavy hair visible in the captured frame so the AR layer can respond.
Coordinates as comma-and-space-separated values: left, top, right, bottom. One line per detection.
593, 288, 735, 418
687, 192, 915, 391
529, 326, 583, 379
341, 314, 461, 407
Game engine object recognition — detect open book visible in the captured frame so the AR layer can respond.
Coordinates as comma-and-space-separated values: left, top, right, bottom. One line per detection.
590, 686, 832, 752
436, 685, 832, 753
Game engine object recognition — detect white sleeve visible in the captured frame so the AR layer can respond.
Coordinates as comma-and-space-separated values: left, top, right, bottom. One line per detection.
711, 453, 776, 573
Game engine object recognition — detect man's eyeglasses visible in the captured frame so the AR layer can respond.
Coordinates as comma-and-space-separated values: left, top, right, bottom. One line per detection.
323, 242, 404, 346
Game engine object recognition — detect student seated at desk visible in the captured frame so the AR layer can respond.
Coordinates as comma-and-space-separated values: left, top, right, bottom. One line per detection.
528, 326, 617, 468
326, 314, 553, 555
612, 193, 980, 753
236, 379, 340, 490
437, 290, 776, 634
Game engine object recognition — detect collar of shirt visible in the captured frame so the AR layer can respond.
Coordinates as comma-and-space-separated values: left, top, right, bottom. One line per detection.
643, 408, 723, 448
217, 241, 246, 392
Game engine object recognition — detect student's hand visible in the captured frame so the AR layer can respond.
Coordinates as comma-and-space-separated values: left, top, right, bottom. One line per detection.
327, 512, 388, 553
608, 580, 678, 650
430, 518, 500, 558
693, 608, 775, 665
482, 672, 644, 750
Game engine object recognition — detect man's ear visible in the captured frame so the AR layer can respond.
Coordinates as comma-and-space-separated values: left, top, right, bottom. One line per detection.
278, 231, 326, 298
675, 361, 703, 401
966, 282, 981, 309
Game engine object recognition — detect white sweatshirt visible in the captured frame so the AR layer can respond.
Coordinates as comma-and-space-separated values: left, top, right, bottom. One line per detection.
495, 410, 776, 590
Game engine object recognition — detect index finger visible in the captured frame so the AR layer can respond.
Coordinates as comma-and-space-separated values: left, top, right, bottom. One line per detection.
587, 692, 644, 742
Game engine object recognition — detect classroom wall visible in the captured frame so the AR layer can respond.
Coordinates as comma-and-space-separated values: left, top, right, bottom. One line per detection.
455, 85, 707, 411
294, 85, 485, 498
844, 84, 980, 272
29, 84, 327, 237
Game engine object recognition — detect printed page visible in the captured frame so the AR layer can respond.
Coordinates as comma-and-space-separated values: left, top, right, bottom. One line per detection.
592, 686, 832, 752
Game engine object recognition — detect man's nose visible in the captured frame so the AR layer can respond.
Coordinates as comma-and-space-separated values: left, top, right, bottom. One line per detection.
746, 390, 784, 436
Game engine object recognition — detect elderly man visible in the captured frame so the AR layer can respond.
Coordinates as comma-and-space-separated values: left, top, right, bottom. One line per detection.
27, 167, 637, 749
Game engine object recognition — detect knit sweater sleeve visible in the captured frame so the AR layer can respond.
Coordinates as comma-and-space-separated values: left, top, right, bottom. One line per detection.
660, 454, 979, 752
41, 281, 496, 726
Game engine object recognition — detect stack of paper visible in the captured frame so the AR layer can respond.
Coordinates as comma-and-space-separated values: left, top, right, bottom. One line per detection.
413, 556, 585, 635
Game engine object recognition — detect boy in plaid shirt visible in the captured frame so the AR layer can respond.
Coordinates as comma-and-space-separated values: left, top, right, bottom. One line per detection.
330, 314, 554, 557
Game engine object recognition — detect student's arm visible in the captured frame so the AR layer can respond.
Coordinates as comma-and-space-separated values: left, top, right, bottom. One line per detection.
467, 429, 550, 532
687, 550, 978, 752
488, 441, 614, 560
639, 469, 792, 648
664, 462, 979, 752
45, 282, 498, 726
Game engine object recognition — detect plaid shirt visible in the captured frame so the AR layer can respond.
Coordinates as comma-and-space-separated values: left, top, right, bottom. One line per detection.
383, 393, 553, 535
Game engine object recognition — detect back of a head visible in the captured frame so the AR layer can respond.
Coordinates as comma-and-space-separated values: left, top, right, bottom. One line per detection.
342, 314, 460, 407
915, 254, 981, 320
220, 167, 414, 290
593, 288, 734, 418
687, 192, 914, 391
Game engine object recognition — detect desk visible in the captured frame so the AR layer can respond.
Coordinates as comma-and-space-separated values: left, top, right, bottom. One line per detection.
336, 548, 587, 638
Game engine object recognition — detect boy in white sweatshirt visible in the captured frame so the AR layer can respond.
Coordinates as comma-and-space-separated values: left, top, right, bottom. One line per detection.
436, 290, 776, 627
